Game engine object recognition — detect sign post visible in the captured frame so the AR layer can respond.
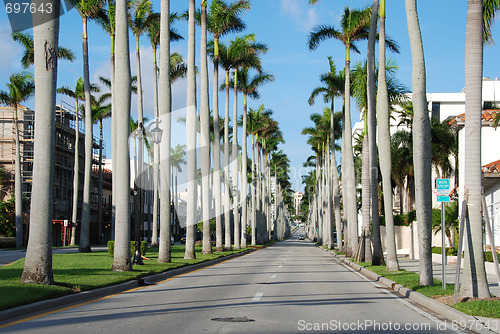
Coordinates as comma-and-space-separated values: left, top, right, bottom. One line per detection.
436, 179, 450, 290
63, 220, 68, 247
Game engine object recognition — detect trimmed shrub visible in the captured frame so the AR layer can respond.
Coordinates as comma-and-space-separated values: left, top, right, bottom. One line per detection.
107, 241, 148, 257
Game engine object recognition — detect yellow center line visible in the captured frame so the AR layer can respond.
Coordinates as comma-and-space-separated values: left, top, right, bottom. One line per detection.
0, 250, 255, 329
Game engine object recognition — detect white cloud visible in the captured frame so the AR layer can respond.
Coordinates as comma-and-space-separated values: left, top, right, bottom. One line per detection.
280, 0, 318, 32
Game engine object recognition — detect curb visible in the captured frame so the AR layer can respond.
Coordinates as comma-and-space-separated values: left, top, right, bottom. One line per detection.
0, 248, 255, 325
318, 247, 499, 334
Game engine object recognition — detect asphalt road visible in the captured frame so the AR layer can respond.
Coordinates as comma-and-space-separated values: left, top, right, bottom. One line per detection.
1, 230, 462, 333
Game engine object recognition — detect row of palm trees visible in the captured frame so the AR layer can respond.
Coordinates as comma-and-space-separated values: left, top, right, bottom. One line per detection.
17, 0, 292, 282
303, 0, 499, 301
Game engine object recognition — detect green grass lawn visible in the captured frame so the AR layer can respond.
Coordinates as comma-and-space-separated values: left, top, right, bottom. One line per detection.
358, 262, 500, 319
0, 245, 250, 311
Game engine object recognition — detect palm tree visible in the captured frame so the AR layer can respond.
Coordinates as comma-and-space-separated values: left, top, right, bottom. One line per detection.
111, 0, 132, 272
184, 0, 197, 260
226, 34, 267, 249
0, 72, 35, 248
232, 68, 274, 248
70, 0, 106, 253
308, 57, 343, 251
147, 10, 183, 248
11, 32, 75, 69
171, 144, 186, 238
246, 104, 272, 245
307, 6, 372, 257
460, 0, 490, 298
21, 3, 60, 283
57, 78, 100, 246
208, 0, 250, 252
91, 94, 112, 245
405, 0, 432, 283
158, 0, 173, 263
200, 0, 212, 255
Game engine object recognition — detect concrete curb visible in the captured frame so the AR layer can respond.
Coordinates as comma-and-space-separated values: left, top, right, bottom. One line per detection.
0, 248, 255, 325
318, 247, 499, 334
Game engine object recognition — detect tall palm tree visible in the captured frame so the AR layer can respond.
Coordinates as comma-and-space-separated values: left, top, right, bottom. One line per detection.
91, 94, 112, 245
21, 2, 60, 283
246, 104, 272, 245
158, 0, 173, 263
11, 32, 75, 69
308, 6, 372, 257
208, 0, 250, 252
57, 78, 99, 246
200, 0, 212, 255
0, 72, 35, 248
70, 0, 106, 253
184, 0, 197, 260
129, 0, 152, 127
232, 68, 274, 248
226, 34, 267, 249
147, 11, 183, 248
111, 0, 132, 272
366, 0, 383, 265
405, 0, 432, 283
308, 57, 344, 251
460, 0, 490, 298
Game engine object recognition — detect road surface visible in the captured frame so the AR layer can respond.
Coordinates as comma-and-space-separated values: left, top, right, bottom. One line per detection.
1, 231, 462, 333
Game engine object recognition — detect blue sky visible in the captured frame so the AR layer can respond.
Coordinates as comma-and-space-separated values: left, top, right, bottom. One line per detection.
1, 0, 500, 191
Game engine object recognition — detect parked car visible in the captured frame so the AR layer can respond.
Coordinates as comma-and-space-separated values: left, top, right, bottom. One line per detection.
180, 234, 186, 244
298, 235, 305, 240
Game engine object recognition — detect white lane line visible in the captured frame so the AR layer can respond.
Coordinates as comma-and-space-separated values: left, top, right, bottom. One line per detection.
271, 274, 277, 279
252, 292, 264, 302
278, 265, 283, 268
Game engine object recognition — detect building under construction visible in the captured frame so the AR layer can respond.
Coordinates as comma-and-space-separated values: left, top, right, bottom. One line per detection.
0, 103, 111, 246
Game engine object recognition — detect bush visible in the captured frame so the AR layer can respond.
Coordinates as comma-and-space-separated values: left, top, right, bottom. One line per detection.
379, 210, 417, 227
484, 251, 500, 263
107, 241, 148, 257
432, 246, 458, 256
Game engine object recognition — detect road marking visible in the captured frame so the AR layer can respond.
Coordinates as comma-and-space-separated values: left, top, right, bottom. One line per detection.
252, 292, 264, 302
278, 265, 283, 268
271, 274, 277, 279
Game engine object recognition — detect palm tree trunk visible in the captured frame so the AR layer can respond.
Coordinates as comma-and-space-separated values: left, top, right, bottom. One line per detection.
256, 140, 262, 244
367, 0, 384, 265
361, 135, 373, 262
21, 1, 60, 283
460, 0, 490, 298
158, 0, 172, 263
151, 45, 159, 248
378, 0, 399, 271
213, 37, 223, 252
344, 50, 358, 257
111, 0, 132, 272
110, 34, 116, 242
200, 2, 212, 255
14, 108, 23, 248
232, 70, 240, 249
80, 16, 93, 253
406, 0, 433, 283
224, 69, 232, 250
71, 99, 80, 245
184, 0, 197, 260
251, 135, 256, 245
241, 93, 248, 248
97, 119, 104, 244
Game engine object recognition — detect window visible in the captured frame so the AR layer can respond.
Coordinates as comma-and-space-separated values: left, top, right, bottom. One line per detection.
431, 102, 440, 120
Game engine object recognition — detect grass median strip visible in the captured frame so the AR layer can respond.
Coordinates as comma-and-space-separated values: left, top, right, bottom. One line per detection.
358, 262, 500, 319
0, 246, 250, 311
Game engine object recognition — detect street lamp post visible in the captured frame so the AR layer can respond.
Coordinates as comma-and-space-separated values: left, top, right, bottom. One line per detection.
133, 119, 163, 265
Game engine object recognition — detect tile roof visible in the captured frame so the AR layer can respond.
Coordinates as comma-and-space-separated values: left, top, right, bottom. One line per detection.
483, 159, 500, 174
448, 110, 498, 127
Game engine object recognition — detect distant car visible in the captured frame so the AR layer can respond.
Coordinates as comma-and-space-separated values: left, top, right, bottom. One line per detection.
298, 235, 305, 240
180, 234, 186, 244
157, 236, 175, 246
